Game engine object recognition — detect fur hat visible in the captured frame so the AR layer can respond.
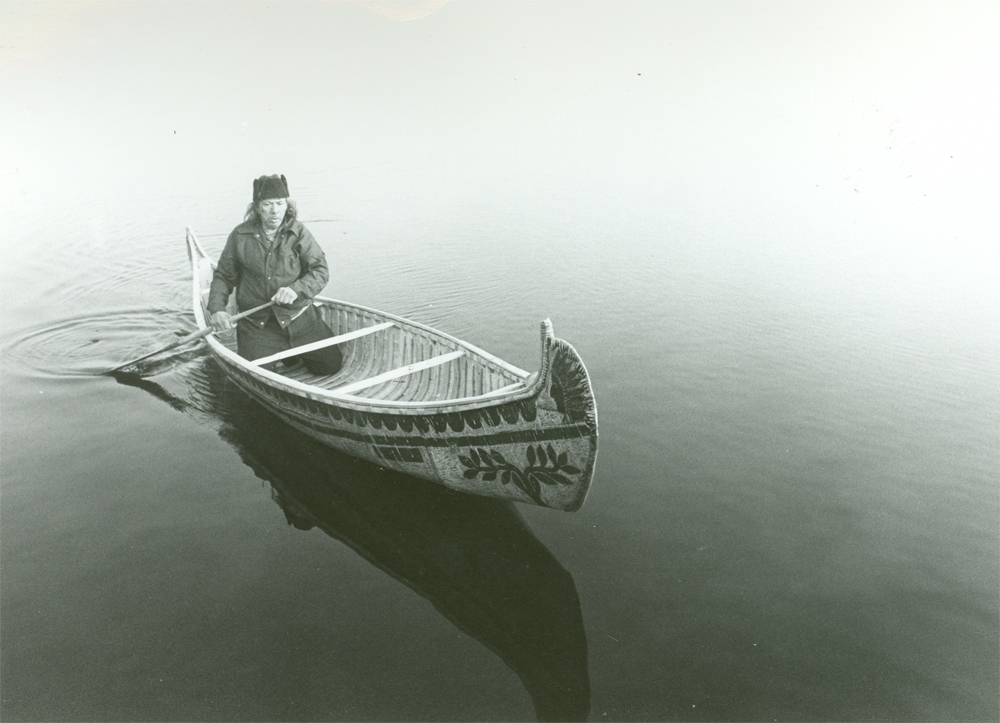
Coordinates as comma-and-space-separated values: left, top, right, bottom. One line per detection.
253, 174, 289, 202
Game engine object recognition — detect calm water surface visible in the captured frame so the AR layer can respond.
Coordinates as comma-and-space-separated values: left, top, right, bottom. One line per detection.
2, 3, 998, 721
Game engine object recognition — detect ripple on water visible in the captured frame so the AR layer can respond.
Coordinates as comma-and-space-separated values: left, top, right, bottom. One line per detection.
2, 309, 208, 378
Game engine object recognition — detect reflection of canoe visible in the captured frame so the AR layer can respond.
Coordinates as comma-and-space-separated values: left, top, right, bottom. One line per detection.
187, 229, 598, 511
118, 365, 591, 721
230, 390, 590, 722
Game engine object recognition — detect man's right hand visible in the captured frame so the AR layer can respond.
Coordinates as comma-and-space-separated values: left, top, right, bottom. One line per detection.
210, 311, 233, 332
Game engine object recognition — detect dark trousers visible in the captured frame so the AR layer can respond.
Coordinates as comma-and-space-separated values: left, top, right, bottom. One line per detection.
237, 305, 343, 375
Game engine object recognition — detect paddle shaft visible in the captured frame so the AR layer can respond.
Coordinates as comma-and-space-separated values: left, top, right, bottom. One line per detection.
111, 300, 275, 371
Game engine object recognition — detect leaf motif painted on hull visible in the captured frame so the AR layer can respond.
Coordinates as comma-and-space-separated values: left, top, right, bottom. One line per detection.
524, 475, 542, 505
530, 471, 558, 486
458, 445, 584, 506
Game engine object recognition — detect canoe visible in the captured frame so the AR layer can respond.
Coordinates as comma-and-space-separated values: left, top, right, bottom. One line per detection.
186, 228, 598, 511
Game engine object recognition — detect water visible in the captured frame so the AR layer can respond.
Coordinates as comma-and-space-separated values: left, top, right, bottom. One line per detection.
2, 2, 998, 721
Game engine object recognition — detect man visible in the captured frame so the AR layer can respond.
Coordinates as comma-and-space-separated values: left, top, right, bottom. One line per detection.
208, 174, 342, 375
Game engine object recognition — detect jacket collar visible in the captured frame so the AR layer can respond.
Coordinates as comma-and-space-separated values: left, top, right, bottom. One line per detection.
236, 218, 302, 240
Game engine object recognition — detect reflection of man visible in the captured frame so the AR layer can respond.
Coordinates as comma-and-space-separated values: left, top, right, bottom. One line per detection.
271, 488, 315, 531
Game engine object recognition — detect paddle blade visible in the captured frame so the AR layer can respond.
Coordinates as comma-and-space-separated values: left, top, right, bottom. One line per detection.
108, 327, 213, 374
108, 370, 191, 410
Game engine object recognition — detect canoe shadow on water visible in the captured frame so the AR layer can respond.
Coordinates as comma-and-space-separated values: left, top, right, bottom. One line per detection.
112, 364, 591, 722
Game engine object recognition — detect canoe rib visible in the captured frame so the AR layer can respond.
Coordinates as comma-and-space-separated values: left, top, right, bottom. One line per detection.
186, 227, 597, 510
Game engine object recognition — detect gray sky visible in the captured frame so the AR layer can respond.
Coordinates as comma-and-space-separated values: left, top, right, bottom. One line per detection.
2, 1, 997, 259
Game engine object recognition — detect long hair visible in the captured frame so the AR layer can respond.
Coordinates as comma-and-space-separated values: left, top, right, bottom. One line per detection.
244, 199, 298, 228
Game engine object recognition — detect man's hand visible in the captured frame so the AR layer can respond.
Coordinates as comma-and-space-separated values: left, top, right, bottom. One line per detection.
210, 311, 233, 332
272, 287, 298, 305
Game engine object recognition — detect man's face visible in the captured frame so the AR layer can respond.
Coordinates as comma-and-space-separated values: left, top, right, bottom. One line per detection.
259, 198, 287, 230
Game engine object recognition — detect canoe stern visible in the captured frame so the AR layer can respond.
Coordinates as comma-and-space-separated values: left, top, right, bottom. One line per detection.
534, 319, 599, 436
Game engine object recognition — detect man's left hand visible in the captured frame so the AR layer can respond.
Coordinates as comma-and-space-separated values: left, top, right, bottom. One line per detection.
272, 287, 298, 305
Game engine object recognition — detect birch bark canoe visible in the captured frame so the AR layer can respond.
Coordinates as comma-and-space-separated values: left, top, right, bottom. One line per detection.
187, 228, 598, 511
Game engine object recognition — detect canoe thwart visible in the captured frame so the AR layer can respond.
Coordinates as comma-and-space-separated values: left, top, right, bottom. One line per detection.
331, 350, 466, 396
250, 321, 396, 367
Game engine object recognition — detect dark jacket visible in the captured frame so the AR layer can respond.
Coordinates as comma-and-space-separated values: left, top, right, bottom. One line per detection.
207, 219, 329, 329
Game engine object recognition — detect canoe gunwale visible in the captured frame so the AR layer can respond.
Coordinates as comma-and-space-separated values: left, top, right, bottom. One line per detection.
199, 325, 554, 414
311, 295, 530, 380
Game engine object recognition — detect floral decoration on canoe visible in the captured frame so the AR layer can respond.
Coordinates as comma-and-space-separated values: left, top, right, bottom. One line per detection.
459, 444, 582, 507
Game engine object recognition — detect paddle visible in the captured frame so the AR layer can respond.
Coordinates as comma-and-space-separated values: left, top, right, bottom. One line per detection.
109, 300, 275, 373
